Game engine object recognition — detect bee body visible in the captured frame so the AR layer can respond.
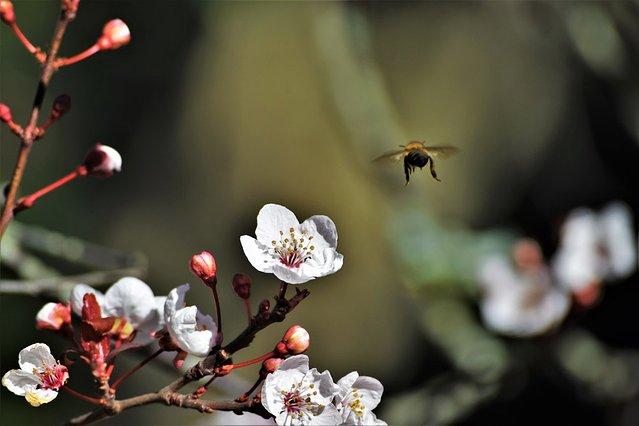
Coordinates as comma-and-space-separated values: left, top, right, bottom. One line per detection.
373, 141, 458, 185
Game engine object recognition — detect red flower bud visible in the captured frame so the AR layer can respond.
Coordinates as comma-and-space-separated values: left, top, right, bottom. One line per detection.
51, 94, 71, 119
232, 273, 251, 299
261, 357, 283, 374
190, 250, 217, 283
277, 325, 310, 356
0, 1, 15, 25
82, 143, 122, 177
0, 103, 12, 123
98, 19, 131, 50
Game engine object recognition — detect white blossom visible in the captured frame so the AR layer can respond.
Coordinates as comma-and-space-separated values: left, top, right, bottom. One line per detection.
261, 355, 342, 425
478, 256, 570, 337
164, 283, 218, 357
336, 372, 386, 425
70, 277, 165, 345
553, 202, 637, 291
2, 343, 68, 407
241, 204, 344, 284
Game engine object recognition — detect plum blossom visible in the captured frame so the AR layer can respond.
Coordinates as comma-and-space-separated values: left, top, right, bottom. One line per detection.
164, 283, 218, 357
336, 372, 386, 425
241, 204, 344, 284
70, 277, 165, 345
2, 343, 68, 407
36, 302, 71, 331
553, 202, 637, 293
478, 254, 570, 338
261, 355, 342, 425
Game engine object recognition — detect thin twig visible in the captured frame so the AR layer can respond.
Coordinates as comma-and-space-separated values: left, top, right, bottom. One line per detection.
0, 6, 75, 237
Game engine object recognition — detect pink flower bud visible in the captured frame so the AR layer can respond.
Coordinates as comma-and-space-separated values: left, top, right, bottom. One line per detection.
36, 303, 71, 331
82, 143, 122, 177
0, 103, 12, 123
190, 250, 217, 283
261, 357, 283, 374
232, 273, 251, 299
51, 94, 71, 119
98, 19, 131, 50
0, 1, 15, 25
278, 325, 310, 355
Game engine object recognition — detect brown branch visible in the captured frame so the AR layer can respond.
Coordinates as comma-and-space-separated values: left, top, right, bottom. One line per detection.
0, 5, 76, 238
67, 285, 310, 425
65, 391, 268, 425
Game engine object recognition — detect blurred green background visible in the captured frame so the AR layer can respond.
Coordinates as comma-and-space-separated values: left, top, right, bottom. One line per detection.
2, 1, 638, 425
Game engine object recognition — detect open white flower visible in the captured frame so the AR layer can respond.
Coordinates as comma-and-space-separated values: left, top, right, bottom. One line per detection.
336, 372, 386, 425
241, 204, 344, 284
553, 202, 637, 292
2, 343, 69, 407
164, 284, 218, 357
70, 277, 166, 345
478, 256, 570, 337
261, 354, 342, 425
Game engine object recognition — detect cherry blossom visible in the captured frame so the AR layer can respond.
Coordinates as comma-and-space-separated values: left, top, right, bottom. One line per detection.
36, 302, 71, 331
70, 277, 165, 345
241, 204, 344, 284
478, 255, 570, 337
261, 354, 341, 425
2, 343, 68, 406
164, 283, 218, 357
336, 372, 386, 425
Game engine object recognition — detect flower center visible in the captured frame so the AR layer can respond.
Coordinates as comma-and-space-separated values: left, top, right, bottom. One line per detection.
346, 389, 366, 418
279, 381, 323, 422
271, 228, 315, 268
35, 363, 68, 390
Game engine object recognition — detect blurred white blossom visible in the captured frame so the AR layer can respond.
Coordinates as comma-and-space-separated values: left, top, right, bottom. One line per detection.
478, 255, 570, 337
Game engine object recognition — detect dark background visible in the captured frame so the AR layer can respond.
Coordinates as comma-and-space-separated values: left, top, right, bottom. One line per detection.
2, 1, 638, 425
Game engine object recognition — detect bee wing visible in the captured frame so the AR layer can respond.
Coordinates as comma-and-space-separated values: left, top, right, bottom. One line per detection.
373, 150, 406, 163
423, 146, 459, 159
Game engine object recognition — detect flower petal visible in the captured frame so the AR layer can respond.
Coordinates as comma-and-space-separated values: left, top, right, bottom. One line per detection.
25, 388, 58, 406
309, 403, 343, 425
255, 204, 300, 245
273, 264, 313, 284
168, 306, 215, 357
70, 284, 105, 316
337, 371, 359, 395
2, 369, 39, 396
304, 215, 338, 248
240, 236, 277, 273
280, 354, 310, 373
351, 375, 384, 410
165, 284, 189, 320
104, 277, 155, 328
18, 343, 56, 372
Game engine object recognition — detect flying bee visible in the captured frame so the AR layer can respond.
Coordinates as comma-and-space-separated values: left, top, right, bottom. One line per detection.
373, 141, 459, 185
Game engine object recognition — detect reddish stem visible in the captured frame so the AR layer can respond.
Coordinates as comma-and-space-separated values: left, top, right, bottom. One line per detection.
62, 385, 104, 406
13, 166, 87, 214
232, 351, 275, 370
10, 22, 39, 57
209, 285, 223, 337
242, 298, 252, 324
110, 348, 163, 390
56, 44, 100, 67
